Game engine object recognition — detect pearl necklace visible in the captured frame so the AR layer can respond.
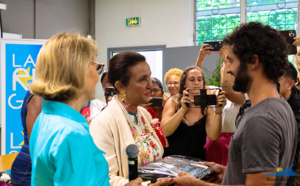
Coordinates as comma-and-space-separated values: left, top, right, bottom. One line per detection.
116, 98, 145, 135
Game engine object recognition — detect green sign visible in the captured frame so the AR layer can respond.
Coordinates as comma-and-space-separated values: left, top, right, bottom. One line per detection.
126, 17, 141, 27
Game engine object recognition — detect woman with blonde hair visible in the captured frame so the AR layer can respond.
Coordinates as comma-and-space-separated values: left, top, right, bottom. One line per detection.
164, 68, 183, 97
29, 33, 111, 186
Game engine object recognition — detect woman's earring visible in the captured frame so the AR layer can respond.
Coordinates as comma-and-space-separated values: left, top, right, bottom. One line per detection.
121, 92, 126, 103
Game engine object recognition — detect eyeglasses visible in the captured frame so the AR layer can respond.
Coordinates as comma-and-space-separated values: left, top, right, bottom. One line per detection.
167, 81, 179, 86
90, 61, 105, 75
150, 88, 162, 93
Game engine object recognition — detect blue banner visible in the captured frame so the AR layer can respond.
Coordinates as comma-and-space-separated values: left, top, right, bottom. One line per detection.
1, 41, 44, 154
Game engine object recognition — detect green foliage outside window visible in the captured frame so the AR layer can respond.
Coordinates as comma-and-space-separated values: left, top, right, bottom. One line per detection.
196, 0, 297, 45
196, 0, 298, 85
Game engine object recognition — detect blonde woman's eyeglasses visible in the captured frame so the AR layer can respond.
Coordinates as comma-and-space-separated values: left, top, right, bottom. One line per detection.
90, 61, 105, 75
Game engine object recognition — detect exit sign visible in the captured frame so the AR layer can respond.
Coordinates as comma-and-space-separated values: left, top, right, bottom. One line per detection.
126, 17, 141, 27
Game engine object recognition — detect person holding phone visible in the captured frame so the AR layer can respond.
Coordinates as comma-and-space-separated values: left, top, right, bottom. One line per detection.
161, 66, 226, 160
89, 70, 113, 119
146, 77, 164, 121
195, 44, 247, 166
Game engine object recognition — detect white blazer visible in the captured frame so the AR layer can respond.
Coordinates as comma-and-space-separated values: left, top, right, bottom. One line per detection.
90, 96, 164, 186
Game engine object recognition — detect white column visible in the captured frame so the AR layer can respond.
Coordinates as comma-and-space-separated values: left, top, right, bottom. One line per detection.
240, 0, 247, 24
297, 0, 300, 36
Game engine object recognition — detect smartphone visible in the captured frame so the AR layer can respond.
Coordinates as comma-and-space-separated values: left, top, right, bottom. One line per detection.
148, 97, 163, 107
204, 41, 222, 51
279, 30, 297, 55
104, 87, 117, 97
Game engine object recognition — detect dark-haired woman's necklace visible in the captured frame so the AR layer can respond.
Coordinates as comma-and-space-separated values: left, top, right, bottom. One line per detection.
116, 99, 145, 135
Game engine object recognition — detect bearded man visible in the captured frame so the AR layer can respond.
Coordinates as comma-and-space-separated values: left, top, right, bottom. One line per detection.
168, 22, 298, 186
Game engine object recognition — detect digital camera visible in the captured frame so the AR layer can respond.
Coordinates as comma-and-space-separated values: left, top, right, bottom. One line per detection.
190, 88, 220, 108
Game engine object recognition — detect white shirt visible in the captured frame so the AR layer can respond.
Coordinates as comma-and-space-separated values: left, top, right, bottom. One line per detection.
221, 94, 248, 133
90, 98, 106, 119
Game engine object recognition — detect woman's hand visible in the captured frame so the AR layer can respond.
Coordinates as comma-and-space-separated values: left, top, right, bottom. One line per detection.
125, 177, 143, 186
199, 44, 213, 60
216, 46, 228, 63
180, 89, 191, 111
148, 178, 173, 186
215, 90, 226, 112
163, 93, 171, 105
140, 98, 153, 109
171, 171, 204, 186
293, 36, 300, 46
195, 44, 213, 68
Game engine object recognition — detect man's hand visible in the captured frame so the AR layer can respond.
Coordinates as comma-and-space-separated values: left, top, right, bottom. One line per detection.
125, 177, 143, 186
200, 161, 226, 184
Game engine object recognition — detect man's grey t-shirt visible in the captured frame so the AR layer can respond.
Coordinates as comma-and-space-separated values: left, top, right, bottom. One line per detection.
222, 98, 297, 185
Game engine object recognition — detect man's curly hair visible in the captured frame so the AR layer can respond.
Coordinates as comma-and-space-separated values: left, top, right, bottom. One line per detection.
222, 22, 289, 83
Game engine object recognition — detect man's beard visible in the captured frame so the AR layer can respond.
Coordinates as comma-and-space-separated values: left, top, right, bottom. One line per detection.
232, 63, 252, 93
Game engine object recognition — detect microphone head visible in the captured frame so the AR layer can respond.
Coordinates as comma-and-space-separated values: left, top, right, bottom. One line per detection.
126, 144, 139, 158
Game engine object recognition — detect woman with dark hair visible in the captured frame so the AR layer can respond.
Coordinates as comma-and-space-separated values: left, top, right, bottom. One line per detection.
147, 77, 164, 121
90, 51, 164, 186
161, 66, 226, 160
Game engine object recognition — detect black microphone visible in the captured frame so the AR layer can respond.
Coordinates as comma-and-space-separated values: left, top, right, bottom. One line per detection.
126, 144, 139, 181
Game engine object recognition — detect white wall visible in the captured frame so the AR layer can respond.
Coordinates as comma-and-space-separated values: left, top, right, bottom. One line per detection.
95, 0, 194, 98
1, 0, 91, 39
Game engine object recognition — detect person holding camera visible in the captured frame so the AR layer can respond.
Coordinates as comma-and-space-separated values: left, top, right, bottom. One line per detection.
90, 51, 164, 186
143, 77, 164, 121
161, 66, 226, 160
195, 44, 247, 166
89, 70, 113, 119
